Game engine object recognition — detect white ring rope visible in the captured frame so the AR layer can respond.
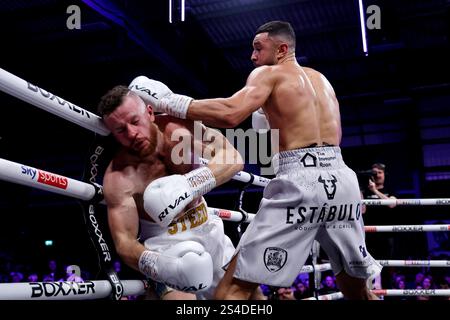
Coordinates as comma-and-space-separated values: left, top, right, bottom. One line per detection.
372, 289, 450, 297
208, 207, 450, 231
377, 260, 450, 267
1, 157, 449, 229
0, 158, 96, 201
365, 225, 450, 232
209, 209, 450, 234
299, 263, 332, 274
0, 280, 146, 300
199, 158, 270, 187
298, 260, 450, 274
303, 289, 450, 300
363, 198, 450, 206
3, 260, 446, 300
0, 68, 109, 136
303, 292, 344, 300
207, 207, 255, 223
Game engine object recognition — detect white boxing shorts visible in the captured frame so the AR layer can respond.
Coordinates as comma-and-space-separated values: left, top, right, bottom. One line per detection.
230, 146, 382, 287
139, 198, 235, 299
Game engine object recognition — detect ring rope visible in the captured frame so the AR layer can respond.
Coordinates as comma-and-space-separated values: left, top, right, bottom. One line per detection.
303, 292, 344, 300
2, 260, 445, 300
4, 158, 446, 270
372, 289, 450, 297
297, 260, 450, 274
208, 208, 450, 233
303, 289, 450, 300
377, 260, 450, 267
0, 280, 146, 300
365, 225, 450, 232
2, 279, 448, 300
0, 157, 448, 234
0, 158, 96, 201
0, 67, 109, 135
0, 158, 448, 230
363, 198, 450, 206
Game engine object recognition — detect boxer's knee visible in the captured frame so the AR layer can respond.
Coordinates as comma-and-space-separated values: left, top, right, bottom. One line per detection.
335, 271, 377, 300
222, 278, 259, 300
162, 290, 196, 300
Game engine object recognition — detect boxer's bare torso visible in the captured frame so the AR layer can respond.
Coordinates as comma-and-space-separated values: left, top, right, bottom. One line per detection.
260, 62, 341, 151
188, 32, 342, 152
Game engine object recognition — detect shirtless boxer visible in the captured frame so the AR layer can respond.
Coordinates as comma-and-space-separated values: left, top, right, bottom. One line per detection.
97, 85, 242, 299
128, 20, 382, 300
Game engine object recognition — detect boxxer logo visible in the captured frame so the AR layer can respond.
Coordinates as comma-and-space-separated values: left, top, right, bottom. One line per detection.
27, 82, 92, 118
29, 281, 95, 298
89, 146, 104, 184
107, 272, 123, 300
89, 205, 111, 262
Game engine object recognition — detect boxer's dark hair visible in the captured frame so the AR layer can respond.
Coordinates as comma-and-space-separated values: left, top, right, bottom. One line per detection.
255, 20, 296, 50
98, 85, 131, 117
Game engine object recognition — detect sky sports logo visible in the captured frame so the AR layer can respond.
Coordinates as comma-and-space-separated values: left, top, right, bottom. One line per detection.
21, 165, 68, 189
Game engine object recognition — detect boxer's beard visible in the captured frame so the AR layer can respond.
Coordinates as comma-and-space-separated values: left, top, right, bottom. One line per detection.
138, 123, 158, 157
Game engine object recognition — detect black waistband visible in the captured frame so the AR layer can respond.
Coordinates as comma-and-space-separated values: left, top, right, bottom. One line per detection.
304, 142, 336, 148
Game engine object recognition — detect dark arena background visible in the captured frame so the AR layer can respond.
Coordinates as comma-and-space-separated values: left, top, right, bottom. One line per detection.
0, 0, 449, 303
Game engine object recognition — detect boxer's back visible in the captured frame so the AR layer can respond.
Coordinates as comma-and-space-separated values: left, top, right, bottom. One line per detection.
264, 62, 341, 151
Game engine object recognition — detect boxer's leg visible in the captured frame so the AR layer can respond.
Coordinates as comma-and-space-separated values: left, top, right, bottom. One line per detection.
335, 271, 379, 300
214, 253, 259, 300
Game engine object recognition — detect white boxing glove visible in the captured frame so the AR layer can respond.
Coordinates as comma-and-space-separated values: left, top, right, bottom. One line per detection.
139, 241, 213, 292
143, 167, 216, 227
252, 107, 270, 133
129, 75, 193, 119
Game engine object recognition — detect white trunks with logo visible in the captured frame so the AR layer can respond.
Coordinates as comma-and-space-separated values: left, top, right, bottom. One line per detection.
140, 198, 235, 299
229, 146, 382, 287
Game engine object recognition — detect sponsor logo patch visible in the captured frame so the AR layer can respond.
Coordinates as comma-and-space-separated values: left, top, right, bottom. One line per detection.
264, 247, 288, 272
318, 174, 338, 200
37, 170, 68, 189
